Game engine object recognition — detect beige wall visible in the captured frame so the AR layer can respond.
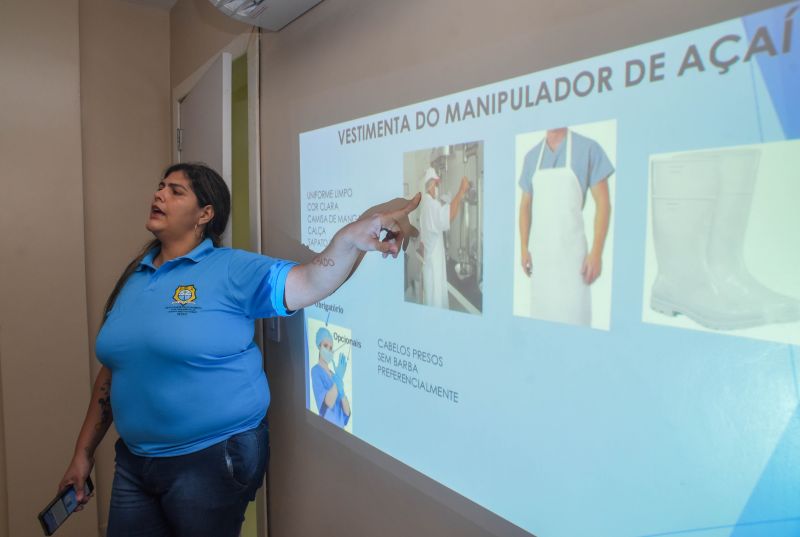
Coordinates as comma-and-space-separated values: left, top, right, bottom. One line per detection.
0, 1, 170, 535
0, 2, 95, 536
170, 0, 247, 87
0, 345, 6, 536
78, 0, 172, 532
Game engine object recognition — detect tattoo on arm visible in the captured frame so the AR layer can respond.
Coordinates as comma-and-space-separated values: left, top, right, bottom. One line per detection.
95, 379, 113, 431
312, 255, 336, 267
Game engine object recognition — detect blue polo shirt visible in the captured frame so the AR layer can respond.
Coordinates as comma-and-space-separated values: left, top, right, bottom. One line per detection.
95, 239, 297, 457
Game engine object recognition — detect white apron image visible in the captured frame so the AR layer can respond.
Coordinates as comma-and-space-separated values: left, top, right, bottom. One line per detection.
529, 132, 591, 326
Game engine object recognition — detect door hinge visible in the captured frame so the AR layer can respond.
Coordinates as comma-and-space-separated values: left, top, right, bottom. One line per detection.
176, 128, 184, 153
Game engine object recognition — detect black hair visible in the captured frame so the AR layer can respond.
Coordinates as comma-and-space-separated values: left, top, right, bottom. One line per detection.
102, 162, 230, 320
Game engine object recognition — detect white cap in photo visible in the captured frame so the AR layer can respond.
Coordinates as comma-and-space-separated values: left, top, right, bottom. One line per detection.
423, 166, 440, 188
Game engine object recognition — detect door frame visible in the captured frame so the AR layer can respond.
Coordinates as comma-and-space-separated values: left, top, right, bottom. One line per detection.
170, 29, 269, 537
171, 29, 263, 253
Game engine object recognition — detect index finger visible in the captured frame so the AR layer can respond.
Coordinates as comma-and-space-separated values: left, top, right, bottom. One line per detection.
390, 193, 421, 217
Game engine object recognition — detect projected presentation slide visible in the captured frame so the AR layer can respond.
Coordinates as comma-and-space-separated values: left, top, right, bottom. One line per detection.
301, 3, 800, 536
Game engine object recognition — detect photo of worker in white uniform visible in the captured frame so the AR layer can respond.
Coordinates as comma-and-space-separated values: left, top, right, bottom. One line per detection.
514, 120, 617, 330
404, 143, 484, 314
642, 140, 800, 345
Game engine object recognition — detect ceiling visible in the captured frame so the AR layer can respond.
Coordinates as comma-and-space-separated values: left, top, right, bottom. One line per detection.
120, 0, 178, 10
118, 0, 322, 31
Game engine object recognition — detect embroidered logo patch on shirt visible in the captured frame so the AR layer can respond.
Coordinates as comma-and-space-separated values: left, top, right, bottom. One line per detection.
167, 285, 201, 316
172, 285, 197, 305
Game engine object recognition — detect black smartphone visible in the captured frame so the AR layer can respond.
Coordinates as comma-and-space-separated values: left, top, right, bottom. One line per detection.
37, 477, 94, 536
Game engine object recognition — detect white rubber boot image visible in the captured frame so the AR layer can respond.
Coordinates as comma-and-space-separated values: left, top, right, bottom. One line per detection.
649, 151, 800, 330
705, 149, 800, 325
650, 158, 759, 329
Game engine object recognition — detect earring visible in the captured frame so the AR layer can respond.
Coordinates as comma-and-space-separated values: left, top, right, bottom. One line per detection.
194, 223, 200, 238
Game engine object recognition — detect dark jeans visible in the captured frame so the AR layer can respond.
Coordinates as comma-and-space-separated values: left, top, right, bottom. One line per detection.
107, 419, 269, 537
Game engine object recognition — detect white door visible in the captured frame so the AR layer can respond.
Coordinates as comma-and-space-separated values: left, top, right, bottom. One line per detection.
179, 52, 233, 246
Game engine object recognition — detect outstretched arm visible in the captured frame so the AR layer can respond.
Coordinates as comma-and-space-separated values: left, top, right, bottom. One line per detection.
449, 177, 471, 222
284, 194, 421, 311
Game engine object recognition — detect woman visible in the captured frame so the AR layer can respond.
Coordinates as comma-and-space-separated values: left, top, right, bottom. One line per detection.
58, 163, 419, 536
310, 326, 351, 428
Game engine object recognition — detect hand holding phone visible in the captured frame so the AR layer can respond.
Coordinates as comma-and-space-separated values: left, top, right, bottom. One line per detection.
57, 451, 94, 511
38, 477, 94, 536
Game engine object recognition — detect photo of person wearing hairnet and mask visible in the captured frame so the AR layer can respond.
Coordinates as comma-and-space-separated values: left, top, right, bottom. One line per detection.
403, 142, 484, 314
514, 121, 617, 330
307, 321, 353, 432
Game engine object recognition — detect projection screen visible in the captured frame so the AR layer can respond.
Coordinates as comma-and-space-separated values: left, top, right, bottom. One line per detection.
297, 3, 800, 535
